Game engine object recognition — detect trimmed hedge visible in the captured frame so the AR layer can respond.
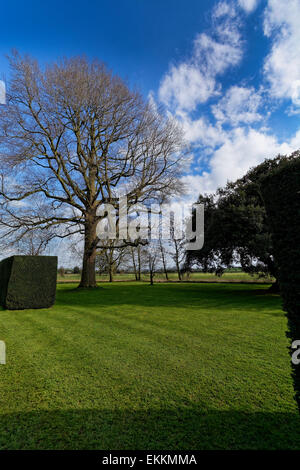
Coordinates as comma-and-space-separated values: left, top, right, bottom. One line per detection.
0, 255, 57, 309
260, 156, 300, 406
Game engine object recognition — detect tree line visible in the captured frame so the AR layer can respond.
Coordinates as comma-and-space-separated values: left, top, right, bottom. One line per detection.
57, 234, 186, 285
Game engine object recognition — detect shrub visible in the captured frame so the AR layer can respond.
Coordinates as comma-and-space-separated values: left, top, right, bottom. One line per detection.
0, 255, 58, 309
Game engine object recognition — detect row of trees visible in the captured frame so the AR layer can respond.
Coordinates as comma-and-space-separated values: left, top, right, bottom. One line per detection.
96, 237, 185, 283
57, 236, 185, 284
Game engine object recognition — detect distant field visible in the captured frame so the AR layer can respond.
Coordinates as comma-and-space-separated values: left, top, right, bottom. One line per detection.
57, 271, 273, 284
0, 282, 299, 449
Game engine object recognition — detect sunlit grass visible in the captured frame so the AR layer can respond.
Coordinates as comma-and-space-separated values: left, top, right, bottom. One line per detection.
0, 282, 298, 449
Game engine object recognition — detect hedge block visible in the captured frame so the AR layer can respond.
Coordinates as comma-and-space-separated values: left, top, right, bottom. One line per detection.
0, 255, 57, 310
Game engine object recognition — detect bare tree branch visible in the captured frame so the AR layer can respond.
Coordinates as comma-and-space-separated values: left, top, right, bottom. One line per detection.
0, 52, 188, 286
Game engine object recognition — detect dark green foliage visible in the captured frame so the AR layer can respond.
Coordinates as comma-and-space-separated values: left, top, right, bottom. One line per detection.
260, 154, 300, 407
0, 255, 57, 309
0, 257, 14, 307
187, 153, 299, 285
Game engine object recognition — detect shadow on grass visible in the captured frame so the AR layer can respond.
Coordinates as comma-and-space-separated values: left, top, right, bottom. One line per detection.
55, 283, 279, 312
0, 407, 299, 450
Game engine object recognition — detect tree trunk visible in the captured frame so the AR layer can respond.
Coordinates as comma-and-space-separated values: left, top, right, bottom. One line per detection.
149, 256, 154, 285
79, 219, 98, 288
160, 244, 169, 280
131, 247, 138, 281
108, 249, 114, 282
174, 240, 181, 281
109, 262, 113, 282
176, 262, 182, 281
137, 246, 141, 281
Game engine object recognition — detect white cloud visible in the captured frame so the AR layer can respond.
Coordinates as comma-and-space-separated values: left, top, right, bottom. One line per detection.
148, 90, 158, 113
193, 31, 242, 76
238, 0, 259, 13
211, 85, 262, 125
158, 1, 243, 112
157, 0, 300, 205
208, 127, 291, 188
213, 1, 236, 18
289, 128, 300, 149
181, 173, 218, 197
263, 0, 300, 106
181, 126, 297, 197
159, 64, 216, 111
176, 110, 226, 148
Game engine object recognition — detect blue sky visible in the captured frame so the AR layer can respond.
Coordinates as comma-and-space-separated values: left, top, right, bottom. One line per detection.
1, 0, 300, 199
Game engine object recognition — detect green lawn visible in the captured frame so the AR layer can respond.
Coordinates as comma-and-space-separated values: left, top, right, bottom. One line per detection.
0, 282, 299, 450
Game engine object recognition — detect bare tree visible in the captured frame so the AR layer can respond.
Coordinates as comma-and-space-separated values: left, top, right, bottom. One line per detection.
168, 223, 185, 281
148, 252, 156, 285
146, 242, 160, 286
171, 238, 185, 280
130, 246, 139, 280
8, 227, 55, 255
0, 52, 187, 287
96, 241, 130, 282
129, 243, 148, 280
95, 250, 107, 277
159, 239, 169, 280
